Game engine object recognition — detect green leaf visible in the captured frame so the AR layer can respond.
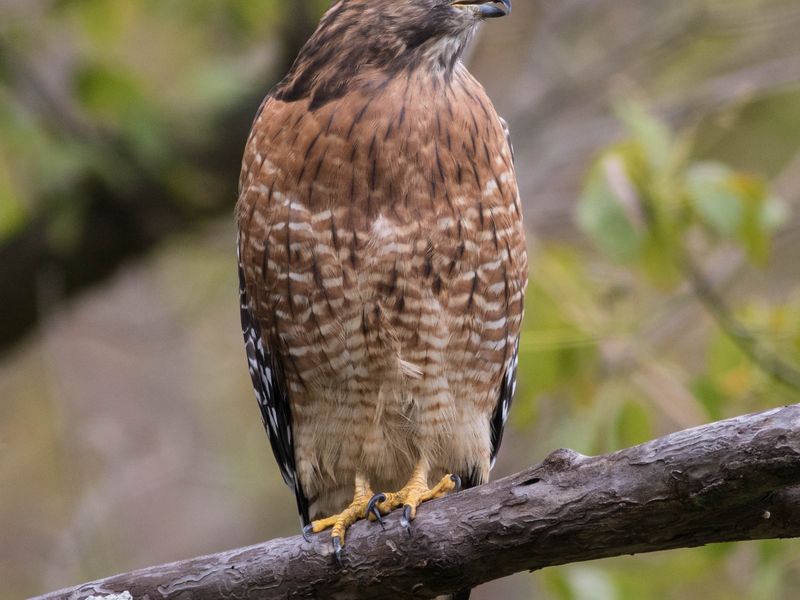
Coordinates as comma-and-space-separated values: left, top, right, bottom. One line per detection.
687, 162, 743, 238
615, 101, 674, 172
578, 155, 645, 262
760, 196, 789, 232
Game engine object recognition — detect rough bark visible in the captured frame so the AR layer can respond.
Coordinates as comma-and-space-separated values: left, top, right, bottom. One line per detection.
32, 404, 800, 600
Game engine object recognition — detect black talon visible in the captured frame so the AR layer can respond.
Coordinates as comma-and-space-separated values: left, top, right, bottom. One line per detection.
366, 493, 387, 528
400, 504, 413, 534
302, 524, 314, 542
332, 536, 344, 567
451, 474, 462, 492
370, 504, 386, 530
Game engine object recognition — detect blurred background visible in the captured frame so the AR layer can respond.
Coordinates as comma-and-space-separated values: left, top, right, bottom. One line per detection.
2, 0, 800, 598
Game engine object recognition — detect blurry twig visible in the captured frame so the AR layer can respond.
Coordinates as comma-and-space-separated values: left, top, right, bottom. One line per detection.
683, 256, 800, 392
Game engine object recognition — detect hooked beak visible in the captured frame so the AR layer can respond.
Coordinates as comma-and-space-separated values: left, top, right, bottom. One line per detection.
450, 0, 512, 19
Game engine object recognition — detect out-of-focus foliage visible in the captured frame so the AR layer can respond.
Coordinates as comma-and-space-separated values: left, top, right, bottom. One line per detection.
512, 106, 800, 599
577, 105, 799, 399
0, 0, 334, 352
0, 0, 283, 245
3, 1, 800, 599
579, 103, 787, 279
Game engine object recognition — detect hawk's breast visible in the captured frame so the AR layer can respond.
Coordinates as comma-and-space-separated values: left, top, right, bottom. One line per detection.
237, 68, 527, 488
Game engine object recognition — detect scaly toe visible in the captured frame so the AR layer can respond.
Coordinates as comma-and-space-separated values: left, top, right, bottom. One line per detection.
304, 485, 376, 561
419, 473, 458, 502
371, 472, 459, 528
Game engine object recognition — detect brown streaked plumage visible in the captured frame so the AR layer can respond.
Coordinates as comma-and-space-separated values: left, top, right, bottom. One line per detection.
236, 0, 526, 580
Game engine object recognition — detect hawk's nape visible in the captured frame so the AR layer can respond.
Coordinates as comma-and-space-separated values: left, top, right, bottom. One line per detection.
236, 0, 527, 594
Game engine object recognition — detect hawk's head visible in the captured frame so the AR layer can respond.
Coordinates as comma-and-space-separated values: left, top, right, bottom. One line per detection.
273, 0, 511, 109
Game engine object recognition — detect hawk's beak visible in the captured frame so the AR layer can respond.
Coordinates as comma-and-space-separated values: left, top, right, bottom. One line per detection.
451, 0, 512, 19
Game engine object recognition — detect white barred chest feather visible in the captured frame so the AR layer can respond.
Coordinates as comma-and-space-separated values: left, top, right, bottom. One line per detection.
237, 66, 526, 518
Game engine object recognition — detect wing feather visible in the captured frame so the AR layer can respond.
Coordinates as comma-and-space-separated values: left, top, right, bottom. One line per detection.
490, 337, 519, 469
238, 246, 310, 526
459, 338, 519, 490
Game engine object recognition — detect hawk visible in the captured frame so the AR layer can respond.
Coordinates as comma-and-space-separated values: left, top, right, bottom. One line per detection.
237, 0, 526, 574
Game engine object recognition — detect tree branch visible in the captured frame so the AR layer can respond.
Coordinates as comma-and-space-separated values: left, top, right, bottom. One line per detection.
34, 404, 800, 600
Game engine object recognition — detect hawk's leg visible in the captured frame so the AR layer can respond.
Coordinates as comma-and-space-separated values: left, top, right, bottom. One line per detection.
366, 460, 460, 532
304, 472, 375, 563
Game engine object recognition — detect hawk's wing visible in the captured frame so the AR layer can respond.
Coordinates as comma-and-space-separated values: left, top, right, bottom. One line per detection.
238, 250, 310, 526
487, 115, 520, 471
463, 116, 521, 487
490, 337, 519, 469
461, 337, 519, 489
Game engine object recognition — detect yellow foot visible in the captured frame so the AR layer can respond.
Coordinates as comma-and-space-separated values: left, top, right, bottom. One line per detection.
366, 463, 460, 532
303, 474, 374, 564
